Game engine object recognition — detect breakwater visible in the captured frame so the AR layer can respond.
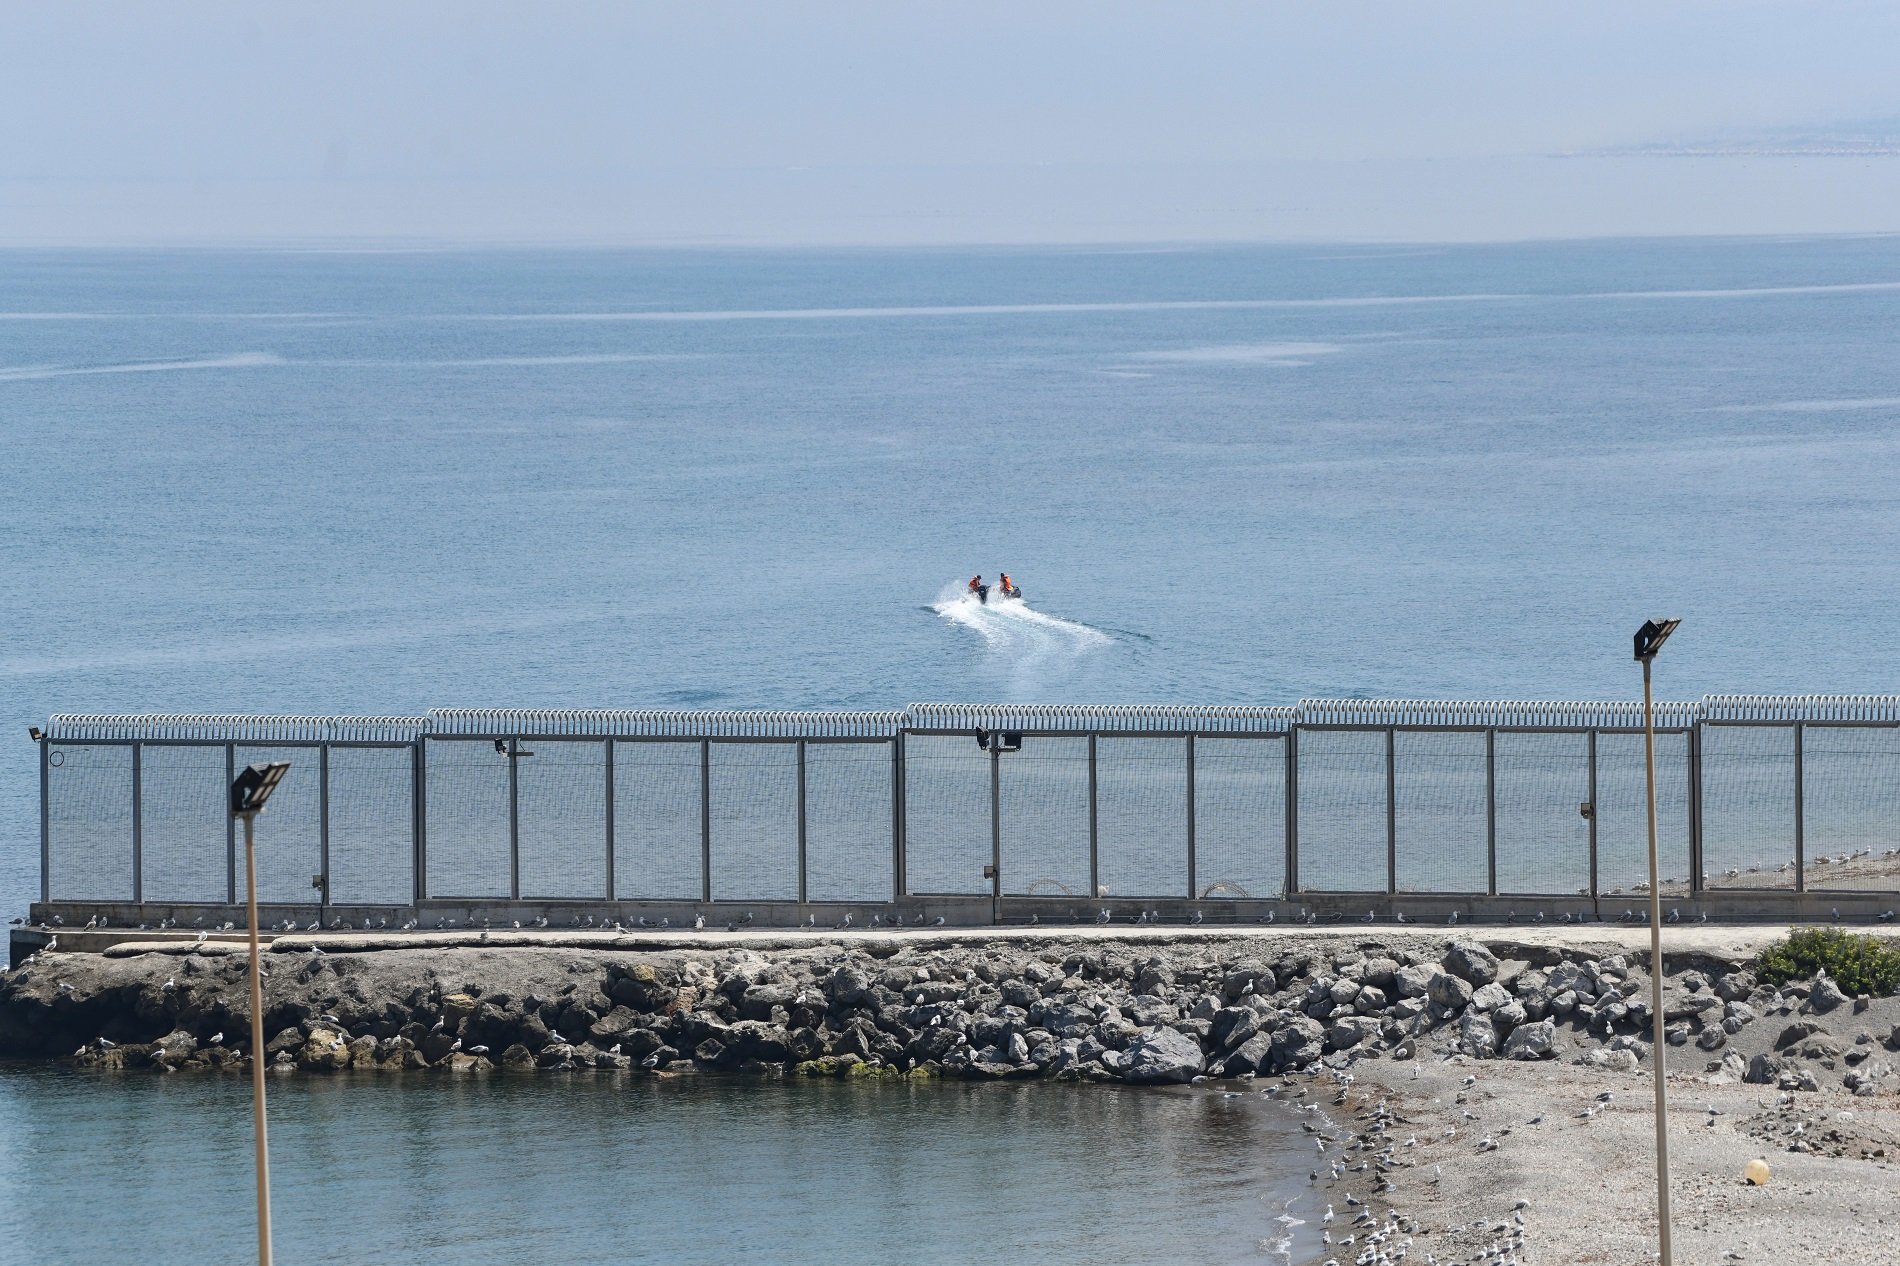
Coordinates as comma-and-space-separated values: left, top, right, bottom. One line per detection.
0, 928, 1849, 1086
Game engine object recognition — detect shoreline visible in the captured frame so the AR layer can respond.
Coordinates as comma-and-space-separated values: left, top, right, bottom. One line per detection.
8, 927, 1900, 1262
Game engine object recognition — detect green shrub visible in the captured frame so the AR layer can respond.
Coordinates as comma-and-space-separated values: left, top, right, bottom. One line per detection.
1755, 926, 1900, 997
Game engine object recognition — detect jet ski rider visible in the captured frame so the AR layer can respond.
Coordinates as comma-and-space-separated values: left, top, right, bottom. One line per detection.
968, 574, 988, 603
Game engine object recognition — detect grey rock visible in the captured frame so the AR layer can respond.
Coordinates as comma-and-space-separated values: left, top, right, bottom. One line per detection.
1809, 976, 1849, 1013
1122, 1027, 1205, 1084
1696, 1027, 1728, 1051
1427, 972, 1475, 1011
1469, 982, 1512, 1012
1393, 963, 1436, 999
1500, 1019, 1557, 1060
1444, 942, 1501, 985
1458, 1010, 1498, 1057
1491, 1001, 1528, 1031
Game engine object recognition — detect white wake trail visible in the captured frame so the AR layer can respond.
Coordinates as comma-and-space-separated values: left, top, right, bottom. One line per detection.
932, 584, 1111, 658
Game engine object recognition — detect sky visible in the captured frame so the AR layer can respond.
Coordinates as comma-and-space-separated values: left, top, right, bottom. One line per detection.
5, 2, 1900, 244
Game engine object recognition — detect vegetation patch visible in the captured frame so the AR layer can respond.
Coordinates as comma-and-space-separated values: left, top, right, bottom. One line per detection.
1756, 927, 1900, 997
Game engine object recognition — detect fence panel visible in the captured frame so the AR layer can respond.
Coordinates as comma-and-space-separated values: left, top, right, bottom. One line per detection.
514, 740, 607, 899
1296, 729, 1389, 893
1192, 736, 1285, 900
804, 742, 895, 902
1595, 731, 1692, 898
1000, 736, 1091, 898
1493, 731, 1590, 897
903, 735, 991, 895
423, 739, 512, 898
708, 742, 798, 901
46, 743, 134, 902
1096, 737, 1188, 898
611, 741, 704, 900
139, 745, 228, 903
326, 745, 415, 905
235, 745, 321, 905
1394, 731, 1488, 894
1701, 725, 1797, 891
1802, 726, 1900, 892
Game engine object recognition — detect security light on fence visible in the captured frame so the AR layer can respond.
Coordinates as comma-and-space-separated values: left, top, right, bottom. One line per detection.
1633, 618, 1681, 662
229, 761, 291, 817
27, 726, 43, 743
997, 731, 1023, 751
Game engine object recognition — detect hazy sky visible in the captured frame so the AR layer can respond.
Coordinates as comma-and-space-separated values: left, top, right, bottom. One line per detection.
7, 2, 1900, 243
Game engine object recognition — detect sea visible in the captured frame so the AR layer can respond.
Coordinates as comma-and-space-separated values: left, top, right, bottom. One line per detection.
4, 235, 1900, 1262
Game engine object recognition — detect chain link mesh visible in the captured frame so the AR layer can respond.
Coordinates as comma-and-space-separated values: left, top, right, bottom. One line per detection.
1096, 737, 1188, 899
1594, 731, 1692, 898
804, 742, 895, 902
902, 735, 991, 895
1493, 731, 1591, 897
234, 745, 321, 904
1393, 731, 1488, 894
1701, 725, 1797, 891
1801, 726, 1900, 892
707, 742, 798, 901
46, 743, 134, 902
138, 745, 228, 903
1295, 730, 1389, 893
516, 740, 607, 899
1192, 737, 1286, 900
999, 737, 1091, 897
326, 745, 415, 905
611, 741, 703, 900
422, 740, 511, 898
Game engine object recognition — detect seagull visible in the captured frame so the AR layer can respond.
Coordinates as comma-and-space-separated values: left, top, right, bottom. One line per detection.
1261, 911, 1275, 924
836, 913, 853, 930
1395, 911, 1409, 924
56, 982, 74, 995
1097, 908, 1112, 925
161, 977, 176, 993
1447, 911, 1459, 925
693, 914, 706, 931
467, 1045, 489, 1056
932, 916, 946, 927
1189, 910, 1203, 926
209, 1032, 223, 1045
641, 1054, 660, 1068
195, 930, 209, 944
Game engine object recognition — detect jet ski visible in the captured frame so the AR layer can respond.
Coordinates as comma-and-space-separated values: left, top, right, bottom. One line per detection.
999, 583, 1022, 601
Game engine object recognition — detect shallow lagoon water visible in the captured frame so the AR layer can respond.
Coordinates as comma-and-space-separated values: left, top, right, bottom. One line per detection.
0, 1066, 1315, 1266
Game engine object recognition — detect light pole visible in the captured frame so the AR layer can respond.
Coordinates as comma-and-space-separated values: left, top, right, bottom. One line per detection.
1634, 617, 1681, 1266
231, 760, 291, 1266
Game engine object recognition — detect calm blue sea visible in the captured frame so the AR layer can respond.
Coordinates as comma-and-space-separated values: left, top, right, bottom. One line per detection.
4, 238, 1900, 1261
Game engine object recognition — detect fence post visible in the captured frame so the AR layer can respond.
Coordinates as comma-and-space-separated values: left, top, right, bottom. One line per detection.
1088, 734, 1099, 901
796, 739, 808, 905
1793, 722, 1805, 894
508, 736, 520, 902
132, 742, 144, 906
319, 744, 330, 912
1385, 728, 1397, 895
413, 740, 427, 907
1185, 734, 1197, 900
226, 742, 237, 907
700, 739, 712, 904
989, 747, 1002, 917
1485, 729, 1497, 897
1687, 724, 1704, 897
891, 734, 905, 903
1284, 728, 1299, 898
38, 733, 50, 904
604, 739, 616, 902
1587, 729, 1599, 901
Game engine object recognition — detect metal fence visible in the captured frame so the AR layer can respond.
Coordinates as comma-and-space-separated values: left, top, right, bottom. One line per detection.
33, 697, 1900, 912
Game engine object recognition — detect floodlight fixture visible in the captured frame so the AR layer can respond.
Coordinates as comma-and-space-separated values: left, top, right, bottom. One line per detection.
230, 762, 291, 818
975, 727, 990, 751
1633, 618, 1681, 662
997, 731, 1023, 752
494, 738, 508, 756
28, 726, 44, 743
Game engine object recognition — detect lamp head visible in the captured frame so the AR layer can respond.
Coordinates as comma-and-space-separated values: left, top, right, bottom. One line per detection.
230, 761, 291, 817
1633, 618, 1681, 662
27, 726, 43, 743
